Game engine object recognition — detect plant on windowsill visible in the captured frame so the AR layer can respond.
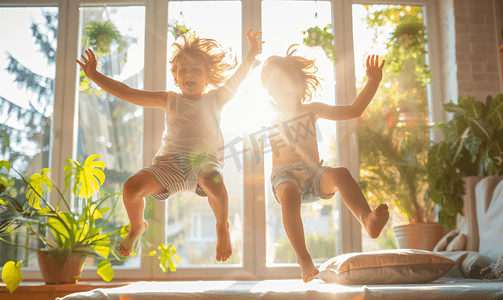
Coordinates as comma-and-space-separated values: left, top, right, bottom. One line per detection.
301, 24, 336, 64
425, 94, 503, 230
357, 86, 441, 251
0, 155, 181, 293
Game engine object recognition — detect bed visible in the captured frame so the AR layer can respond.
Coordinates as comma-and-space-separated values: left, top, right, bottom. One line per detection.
58, 176, 503, 300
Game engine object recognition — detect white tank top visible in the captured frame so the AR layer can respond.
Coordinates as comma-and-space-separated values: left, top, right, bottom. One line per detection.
155, 90, 225, 167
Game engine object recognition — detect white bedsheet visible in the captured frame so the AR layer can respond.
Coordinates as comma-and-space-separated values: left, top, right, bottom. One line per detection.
57, 278, 503, 300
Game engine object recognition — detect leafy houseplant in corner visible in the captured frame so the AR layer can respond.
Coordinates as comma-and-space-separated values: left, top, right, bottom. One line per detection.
426, 94, 503, 230
0, 155, 181, 293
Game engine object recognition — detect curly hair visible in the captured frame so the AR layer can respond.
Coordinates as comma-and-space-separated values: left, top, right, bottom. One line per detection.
169, 31, 238, 91
261, 44, 322, 103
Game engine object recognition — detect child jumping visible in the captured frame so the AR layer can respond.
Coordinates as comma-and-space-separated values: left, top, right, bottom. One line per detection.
77, 29, 263, 261
260, 45, 389, 282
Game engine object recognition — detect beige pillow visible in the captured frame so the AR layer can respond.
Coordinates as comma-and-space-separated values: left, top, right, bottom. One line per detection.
433, 229, 460, 252
446, 233, 467, 251
317, 249, 455, 285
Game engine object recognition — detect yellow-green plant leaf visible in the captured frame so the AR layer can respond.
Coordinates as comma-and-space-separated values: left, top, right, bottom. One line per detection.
120, 223, 131, 239
91, 236, 111, 259
75, 222, 90, 243
0, 160, 11, 172
1, 261, 22, 293
37, 206, 53, 214
26, 168, 52, 210
47, 212, 74, 246
0, 161, 10, 187
88, 204, 103, 220
97, 260, 114, 282
65, 155, 105, 199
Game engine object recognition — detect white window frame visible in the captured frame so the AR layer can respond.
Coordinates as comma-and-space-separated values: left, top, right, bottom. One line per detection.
1, 0, 444, 281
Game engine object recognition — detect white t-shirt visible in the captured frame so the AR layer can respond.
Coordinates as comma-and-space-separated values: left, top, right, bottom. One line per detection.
155, 90, 225, 167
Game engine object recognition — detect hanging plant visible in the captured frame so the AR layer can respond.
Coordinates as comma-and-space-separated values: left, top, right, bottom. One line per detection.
301, 24, 337, 64
83, 20, 127, 56
168, 19, 191, 40
386, 17, 431, 86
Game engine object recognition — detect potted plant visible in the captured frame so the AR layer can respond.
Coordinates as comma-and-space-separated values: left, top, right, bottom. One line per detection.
0, 155, 180, 293
426, 94, 503, 229
82, 20, 127, 56
301, 24, 336, 64
358, 80, 442, 251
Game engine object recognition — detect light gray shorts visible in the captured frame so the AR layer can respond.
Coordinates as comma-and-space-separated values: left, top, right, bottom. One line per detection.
142, 152, 221, 201
270, 160, 335, 205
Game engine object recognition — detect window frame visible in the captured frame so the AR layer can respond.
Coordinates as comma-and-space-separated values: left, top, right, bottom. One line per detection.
0, 0, 444, 281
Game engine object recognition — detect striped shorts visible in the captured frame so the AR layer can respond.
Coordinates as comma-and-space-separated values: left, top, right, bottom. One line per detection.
142, 152, 221, 201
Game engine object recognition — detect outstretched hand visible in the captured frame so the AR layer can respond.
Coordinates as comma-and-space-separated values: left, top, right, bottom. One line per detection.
366, 54, 385, 82
76, 49, 98, 78
246, 28, 265, 58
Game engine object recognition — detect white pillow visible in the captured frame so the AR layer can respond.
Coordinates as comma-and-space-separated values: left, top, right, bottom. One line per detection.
317, 249, 455, 285
477, 179, 503, 261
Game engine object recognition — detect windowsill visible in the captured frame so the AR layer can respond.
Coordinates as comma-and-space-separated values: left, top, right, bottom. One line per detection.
0, 281, 130, 294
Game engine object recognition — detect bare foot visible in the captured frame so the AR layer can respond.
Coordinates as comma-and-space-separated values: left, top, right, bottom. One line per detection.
215, 222, 232, 262
363, 203, 389, 239
298, 256, 319, 283
119, 220, 148, 257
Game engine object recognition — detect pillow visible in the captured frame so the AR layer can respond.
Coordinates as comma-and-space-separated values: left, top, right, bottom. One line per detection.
317, 249, 455, 285
437, 251, 495, 278
445, 233, 467, 251
433, 229, 460, 252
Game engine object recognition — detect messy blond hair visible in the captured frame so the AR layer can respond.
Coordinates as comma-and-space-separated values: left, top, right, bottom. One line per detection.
261, 44, 322, 103
170, 31, 238, 91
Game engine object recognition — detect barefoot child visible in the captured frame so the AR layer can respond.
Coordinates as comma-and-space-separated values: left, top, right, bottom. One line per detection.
77, 29, 263, 261
260, 45, 389, 282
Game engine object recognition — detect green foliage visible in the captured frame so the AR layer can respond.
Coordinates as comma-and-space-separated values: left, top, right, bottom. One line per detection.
426, 94, 503, 229
365, 5, 430, 87
0, 155, 179, 292
358, 5, 433, 224
149, 244, 181, 273
274, 232, 337, 263
301, 24, 336, 64
82, 20, 127, 56
168, 19, 191, 40
1, 260, 22, 293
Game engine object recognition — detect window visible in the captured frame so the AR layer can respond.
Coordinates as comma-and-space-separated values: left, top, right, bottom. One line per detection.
351, 3, 435, 252
0, 4, 58, 270
261, 0, 340, 268
0, 0, 443, 281
76, 4, 146, 269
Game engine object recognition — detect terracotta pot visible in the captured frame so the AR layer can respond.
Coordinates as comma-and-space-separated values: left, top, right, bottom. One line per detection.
393, 222, 444, 251
37, 250, 87, 284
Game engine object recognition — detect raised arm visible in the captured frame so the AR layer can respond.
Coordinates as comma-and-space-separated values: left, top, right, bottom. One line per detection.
216, 29, 264, 107
76, 49, 168, 110
316, 54, 385, 121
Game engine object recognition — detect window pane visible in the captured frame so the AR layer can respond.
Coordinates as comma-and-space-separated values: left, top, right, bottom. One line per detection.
165, 1, 243, 266
262, 0, 340, 265
352, 4, 433, 251
0, 6, 58, 268
77, 5, 145, 268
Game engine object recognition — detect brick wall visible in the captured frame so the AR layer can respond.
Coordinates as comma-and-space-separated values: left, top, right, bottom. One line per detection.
449, 0, 502, 103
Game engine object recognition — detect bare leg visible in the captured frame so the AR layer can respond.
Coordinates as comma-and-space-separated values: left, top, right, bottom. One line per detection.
119, 170, 165, 257
319, 167, 389, 239
276, 182, 319, 283
198, 165, 232, 262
